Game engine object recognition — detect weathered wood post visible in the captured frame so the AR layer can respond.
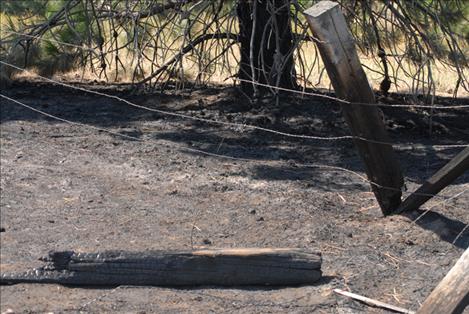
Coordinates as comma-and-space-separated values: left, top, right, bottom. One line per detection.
416, 248, 469, 314
303, 1, 404, 215
396, 146, 469, 214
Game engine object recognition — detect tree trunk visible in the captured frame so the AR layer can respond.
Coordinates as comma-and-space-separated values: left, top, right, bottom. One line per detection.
237, 0, 297, 97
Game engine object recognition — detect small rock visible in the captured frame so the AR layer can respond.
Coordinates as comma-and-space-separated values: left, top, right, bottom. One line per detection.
347, 233, 353, 238
220, 185, 228, 192
257, 217, 264, 222
47, 220, 55, 224
404, 239, 415, 246
249, 209, 256, 215
0, 227, 5, 232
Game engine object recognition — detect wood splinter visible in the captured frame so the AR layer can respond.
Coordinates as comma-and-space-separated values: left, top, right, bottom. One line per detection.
333, 289, 415, 314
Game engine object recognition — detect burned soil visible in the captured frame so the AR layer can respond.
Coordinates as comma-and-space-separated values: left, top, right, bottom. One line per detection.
1, 81, 468, 313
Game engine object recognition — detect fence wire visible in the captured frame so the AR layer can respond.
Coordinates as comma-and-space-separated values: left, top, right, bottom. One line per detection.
3, 29, 469, 110
1, 11, 468, 313
1, 61, 467, 151
1, 92, 465, 202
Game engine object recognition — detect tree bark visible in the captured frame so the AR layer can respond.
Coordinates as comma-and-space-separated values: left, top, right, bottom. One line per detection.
237, 0, 297, 96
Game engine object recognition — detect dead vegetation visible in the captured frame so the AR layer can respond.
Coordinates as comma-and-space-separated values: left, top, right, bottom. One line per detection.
1, 0, 468, 96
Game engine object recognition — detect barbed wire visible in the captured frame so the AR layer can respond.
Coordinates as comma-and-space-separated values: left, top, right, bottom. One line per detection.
0, 94, 256, 162
1, 93, 463, 202
3, 29, 469, 110
2, 91, 468, 267
235, 78, 469, 109
1, 61, 467, 151
413, 189, 467, 223
1, 10, 468, 306
403, 189, 468, 240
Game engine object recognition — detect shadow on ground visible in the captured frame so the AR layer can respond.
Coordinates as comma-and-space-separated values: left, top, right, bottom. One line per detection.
401, 210, 469, 249
2, 81, 468, 184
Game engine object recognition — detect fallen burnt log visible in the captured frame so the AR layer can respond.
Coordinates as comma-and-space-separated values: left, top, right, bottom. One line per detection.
0, 248, 322, 286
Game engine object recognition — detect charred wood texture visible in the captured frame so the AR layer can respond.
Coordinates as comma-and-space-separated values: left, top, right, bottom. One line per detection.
0, 248, 322, 286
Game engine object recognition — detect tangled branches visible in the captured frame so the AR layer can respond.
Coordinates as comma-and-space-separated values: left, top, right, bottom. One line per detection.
1, 0, 468, 97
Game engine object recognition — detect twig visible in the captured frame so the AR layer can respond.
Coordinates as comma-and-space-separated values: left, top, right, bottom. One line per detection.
333, 288, 415, 314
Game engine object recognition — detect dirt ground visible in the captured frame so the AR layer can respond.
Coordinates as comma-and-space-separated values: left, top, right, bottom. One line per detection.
1, 80, 468, 313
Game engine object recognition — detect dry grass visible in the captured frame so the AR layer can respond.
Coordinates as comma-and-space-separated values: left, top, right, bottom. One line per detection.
53, 43, 469, 98
1, 12, 467, 97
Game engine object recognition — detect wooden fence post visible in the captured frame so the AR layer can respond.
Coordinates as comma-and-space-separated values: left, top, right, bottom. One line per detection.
303, 1, 404, 215
396, 146, 469, 214
416, 248, 469, 314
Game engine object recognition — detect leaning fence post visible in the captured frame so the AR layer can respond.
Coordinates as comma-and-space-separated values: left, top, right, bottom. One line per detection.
303, 1, 404, 215
396, 146, 469, 214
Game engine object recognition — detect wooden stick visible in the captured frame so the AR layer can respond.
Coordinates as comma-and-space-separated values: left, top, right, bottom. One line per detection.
396, 146, 469, 214
0, 248, 322, 286
333, 289, 415, 314
303, 1, 404, 215
416, 248, 469, 314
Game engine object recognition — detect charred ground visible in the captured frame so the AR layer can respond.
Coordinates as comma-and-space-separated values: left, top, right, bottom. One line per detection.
0, 80, 468, 313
